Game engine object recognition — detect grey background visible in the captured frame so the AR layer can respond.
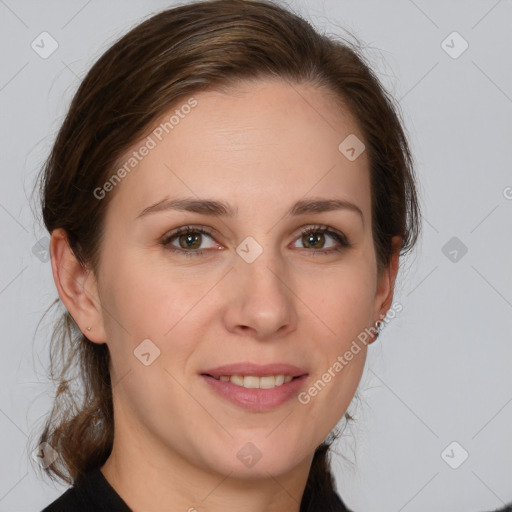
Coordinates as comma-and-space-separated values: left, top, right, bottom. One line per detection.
1, 0, 511, 511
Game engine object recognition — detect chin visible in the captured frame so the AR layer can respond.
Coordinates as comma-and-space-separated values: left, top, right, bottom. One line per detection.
200, 433, 309, 480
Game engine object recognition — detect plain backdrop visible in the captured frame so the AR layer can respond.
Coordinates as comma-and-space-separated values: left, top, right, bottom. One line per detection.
0, 1, 511, 511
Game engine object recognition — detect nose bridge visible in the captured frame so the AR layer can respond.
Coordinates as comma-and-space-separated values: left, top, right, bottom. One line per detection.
226, 235, 296, 337
237, 232, 286, 285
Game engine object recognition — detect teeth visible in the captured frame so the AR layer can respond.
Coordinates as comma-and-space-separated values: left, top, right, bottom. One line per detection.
230, 375, 244, 386
214, 374, 294, 388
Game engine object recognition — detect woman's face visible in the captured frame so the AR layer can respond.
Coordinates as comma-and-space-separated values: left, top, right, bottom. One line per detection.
84, 78, 395, 480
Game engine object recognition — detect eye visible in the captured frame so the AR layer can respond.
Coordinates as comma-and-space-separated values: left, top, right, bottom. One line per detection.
160, 225, 220, 257
291, 225, 350, 254
160, 224, 350, 258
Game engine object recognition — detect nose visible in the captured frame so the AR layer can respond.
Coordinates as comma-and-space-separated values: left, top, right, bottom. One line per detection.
222, 248, 298, 340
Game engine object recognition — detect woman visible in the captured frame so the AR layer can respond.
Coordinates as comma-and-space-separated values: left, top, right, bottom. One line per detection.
34, 0, 421, 510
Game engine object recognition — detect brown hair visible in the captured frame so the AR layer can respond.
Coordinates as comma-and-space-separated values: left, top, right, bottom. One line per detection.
33, 0, 420, 510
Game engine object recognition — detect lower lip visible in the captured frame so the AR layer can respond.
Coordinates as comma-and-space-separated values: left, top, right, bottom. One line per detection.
201, 375, 308, 411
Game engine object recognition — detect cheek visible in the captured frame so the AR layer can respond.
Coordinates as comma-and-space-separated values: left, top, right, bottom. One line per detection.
98, 254, 202, 434
296, 256, 376, 420
100, 247, 204, 339
303, 256, 377, 340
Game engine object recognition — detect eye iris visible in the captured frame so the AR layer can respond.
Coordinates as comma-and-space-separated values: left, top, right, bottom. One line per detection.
303, 231, 324, 249
179, 232, 201, 249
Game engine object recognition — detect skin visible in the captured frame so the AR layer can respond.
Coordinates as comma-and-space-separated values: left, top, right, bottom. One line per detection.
51, 78, 400, 512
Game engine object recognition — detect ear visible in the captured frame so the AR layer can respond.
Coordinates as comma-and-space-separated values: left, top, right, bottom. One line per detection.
370, 235, 402, 342
49, 228, 107, 344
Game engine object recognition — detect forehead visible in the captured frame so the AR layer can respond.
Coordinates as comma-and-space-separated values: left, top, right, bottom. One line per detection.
105, 78, 370, 221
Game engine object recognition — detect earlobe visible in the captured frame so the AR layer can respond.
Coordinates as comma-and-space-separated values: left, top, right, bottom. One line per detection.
49, 228, 106, 344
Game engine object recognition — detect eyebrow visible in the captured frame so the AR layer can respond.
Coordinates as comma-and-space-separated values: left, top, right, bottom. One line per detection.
136, 196, 364, 223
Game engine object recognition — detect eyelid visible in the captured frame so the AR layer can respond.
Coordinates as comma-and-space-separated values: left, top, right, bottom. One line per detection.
160, 225, 219, 247
297, 224, 349, 245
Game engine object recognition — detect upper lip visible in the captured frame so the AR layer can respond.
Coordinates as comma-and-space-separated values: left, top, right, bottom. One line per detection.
201, 362, 308, 378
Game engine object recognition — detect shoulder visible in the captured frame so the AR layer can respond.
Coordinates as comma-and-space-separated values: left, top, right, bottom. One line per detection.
40, 484, 89, 512
40, 467, 132, 512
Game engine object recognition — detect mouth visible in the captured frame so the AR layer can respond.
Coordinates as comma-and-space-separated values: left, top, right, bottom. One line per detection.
200, 363, 309, 411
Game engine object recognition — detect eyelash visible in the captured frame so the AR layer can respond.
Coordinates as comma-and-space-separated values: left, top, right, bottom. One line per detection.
160, 224, 350, 258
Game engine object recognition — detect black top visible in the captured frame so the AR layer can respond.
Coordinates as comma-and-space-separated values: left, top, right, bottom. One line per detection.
41, 467, 131, 512
41, 466, 352, 511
